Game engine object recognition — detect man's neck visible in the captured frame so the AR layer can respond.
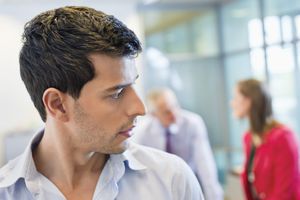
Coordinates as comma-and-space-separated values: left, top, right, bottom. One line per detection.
32, 127, 108, 192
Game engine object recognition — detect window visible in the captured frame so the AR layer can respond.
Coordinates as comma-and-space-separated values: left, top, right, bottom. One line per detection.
265, 0, 300, 16
221, 0, 259, 53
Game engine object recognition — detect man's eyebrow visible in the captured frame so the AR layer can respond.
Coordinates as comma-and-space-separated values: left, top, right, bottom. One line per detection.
105, 75, 139, 92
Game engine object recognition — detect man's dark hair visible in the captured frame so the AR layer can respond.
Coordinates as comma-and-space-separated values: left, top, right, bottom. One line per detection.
19, 6, 142, 121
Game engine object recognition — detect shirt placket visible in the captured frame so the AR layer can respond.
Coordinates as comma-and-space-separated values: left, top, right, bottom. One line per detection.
93, 157, 126, 200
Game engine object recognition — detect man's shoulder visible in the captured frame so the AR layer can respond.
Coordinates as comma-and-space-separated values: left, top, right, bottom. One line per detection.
0, 178, 29, 199
0, 156, 23, 188
125, 143, 198, 182
180, 110, 207, 135
123, 143, 204, 199
127, 142, 201, 186
127, 142, 192, 173
0, 156, 27, 199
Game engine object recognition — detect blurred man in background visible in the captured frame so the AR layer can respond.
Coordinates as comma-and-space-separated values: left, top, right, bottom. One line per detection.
133, 88, 223, 200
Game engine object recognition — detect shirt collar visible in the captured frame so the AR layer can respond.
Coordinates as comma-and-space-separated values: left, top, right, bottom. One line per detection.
0, 130, 146, 188
109, 142, 146, 171
0, 129, 43, 188
122, 142, 147, 170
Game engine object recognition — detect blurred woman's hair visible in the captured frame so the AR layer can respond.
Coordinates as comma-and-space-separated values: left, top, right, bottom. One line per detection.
237, 78, 273, 135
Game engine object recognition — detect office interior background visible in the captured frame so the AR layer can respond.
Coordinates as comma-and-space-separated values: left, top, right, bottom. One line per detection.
1, 0, 300, 199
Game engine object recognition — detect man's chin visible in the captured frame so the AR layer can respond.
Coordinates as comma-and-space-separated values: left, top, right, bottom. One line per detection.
110, 141, 129, 154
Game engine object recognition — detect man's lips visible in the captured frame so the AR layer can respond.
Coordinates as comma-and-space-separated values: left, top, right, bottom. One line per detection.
118, 126, 135, 137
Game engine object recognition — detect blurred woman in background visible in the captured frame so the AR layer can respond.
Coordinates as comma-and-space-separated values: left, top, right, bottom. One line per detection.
231, 78, 300, 200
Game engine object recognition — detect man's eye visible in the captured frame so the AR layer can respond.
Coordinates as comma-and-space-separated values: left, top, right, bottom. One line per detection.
111, 89, 124, 99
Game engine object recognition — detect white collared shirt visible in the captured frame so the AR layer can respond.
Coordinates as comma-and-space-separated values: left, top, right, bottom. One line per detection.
0, 130, 203, 200
132, 109, 223, 200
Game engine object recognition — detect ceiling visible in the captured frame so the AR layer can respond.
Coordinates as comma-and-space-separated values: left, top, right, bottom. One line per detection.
139, 0, 233, 35
0, 0, 138, 4
138, 0, 233, 10
0, 0, 232, 6
146, 0, 229, 3
0, 0, 140, 24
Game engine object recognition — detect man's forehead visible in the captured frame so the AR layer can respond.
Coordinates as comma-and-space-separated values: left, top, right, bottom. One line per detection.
88, 53, 137, 76
89, 53, 135, 66
103, 74, 139, 92
83, 54, 138, 91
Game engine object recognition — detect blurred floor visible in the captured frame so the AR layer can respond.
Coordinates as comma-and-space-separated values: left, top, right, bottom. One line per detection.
224, 173, 244, 200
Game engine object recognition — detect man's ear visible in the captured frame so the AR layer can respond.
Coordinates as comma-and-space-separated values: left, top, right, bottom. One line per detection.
42, 88, 69, 122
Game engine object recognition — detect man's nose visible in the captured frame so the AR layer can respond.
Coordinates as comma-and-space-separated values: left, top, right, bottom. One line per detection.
126, 87, 146, 117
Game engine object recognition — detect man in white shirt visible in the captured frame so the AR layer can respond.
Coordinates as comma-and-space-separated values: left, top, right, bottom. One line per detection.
0, 6, 203, 200
133, 88, 223, 200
